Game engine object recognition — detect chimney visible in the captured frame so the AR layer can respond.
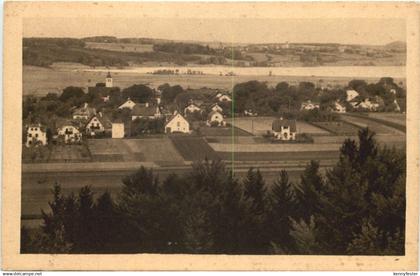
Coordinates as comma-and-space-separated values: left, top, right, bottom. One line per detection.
145, 102, 149, 107
84, 102, 88, 108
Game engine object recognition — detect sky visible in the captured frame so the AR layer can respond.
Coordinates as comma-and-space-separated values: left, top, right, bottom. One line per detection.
24, 17, 406, 45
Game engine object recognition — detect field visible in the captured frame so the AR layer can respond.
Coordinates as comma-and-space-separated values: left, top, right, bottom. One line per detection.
209, 142, 342, 153
199, 125, 252, 136
23, 65, 391, 96
367, 113, 406, 126
88, 138, 185, 164
85, 42, 154, 53
312, 121, 361, 135
340, 114, 404, 135
170, 136, 219, 161
228, 117, 328, 135
49, 145, 91, 162
123, 138, 185, 165
218, 150, 339, 162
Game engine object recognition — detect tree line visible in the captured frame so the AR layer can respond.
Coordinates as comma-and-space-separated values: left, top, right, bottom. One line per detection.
21, 129, 405, 255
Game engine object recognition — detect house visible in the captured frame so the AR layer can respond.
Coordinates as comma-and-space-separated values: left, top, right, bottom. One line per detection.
57, 122, 82, 144
112, 123, 125, 138
346, 90, 360, 102
105, 71, 113, 88
210, 103, 223, 113
131, 104, 161, 120
118, 98, 137, 110
271, 118, 297, 141
215, 93, 232, 102
85, 113, 112, 136
25, 124, 47, 147
244, 109, 258, 116
354, 98, 380, 111
333, 101, 347, 113
207, 111, 226, 127
300, 100, 320, 111
184, 103, 201, 115
165, 112, 190, 133
72, 103, 96, 120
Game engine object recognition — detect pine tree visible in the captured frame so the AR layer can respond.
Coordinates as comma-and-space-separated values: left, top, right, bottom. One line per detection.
294, 161, 323, 223
268, 170, 296, 253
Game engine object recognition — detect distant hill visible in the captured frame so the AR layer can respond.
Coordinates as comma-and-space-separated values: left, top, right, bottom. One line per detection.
384, 41, 406, 50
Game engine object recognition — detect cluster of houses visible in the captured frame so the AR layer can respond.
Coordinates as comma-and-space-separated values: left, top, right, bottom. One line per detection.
25, 73, 234, 147
300, 88, 401, 113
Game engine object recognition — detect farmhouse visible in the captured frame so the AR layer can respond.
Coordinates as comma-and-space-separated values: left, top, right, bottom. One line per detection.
112, 122, 125, 138
333, 101, 347, 113
57, 122, 82, 144
354, 98, 380, 111
165, 112, 190, 133
271, 118, 297, 141
131, 104, 161, 120
184, 103, 201, 115
118, 98, 137, 110
207, 111, 226, 127
215, 93, 232, 102
25, 124, 47, 147
301, 100, 320, 111
210, 103, 223, 113
72, 103, 96, 120
346, 90, 360, 102
85, 113, 112, 136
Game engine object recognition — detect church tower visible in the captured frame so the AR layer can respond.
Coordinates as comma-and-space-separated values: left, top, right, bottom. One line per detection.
105, 71, 113, 88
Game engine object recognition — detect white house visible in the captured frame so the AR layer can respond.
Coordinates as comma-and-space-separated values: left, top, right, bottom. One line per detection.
271, 118, 297, 141
72, 103, 96, 120
207, 111, 226, 127
57, 124, 82, 144
215, 93, 232, 102
334, 101, 347, 113
118, 98, 137, 110
85, 113, 112, 136
354, 98, 380, 111
210, 103, 223, 113
184, 103, 201, 115
165, 113, 190, 133
346, 90, 360, 102
26, 124, 47, 147
112, 123, 125, 138
105, 71, 113, 88
301, 100, 320, 111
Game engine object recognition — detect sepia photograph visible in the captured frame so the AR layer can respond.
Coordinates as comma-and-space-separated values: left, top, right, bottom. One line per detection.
2, 1, 419, 271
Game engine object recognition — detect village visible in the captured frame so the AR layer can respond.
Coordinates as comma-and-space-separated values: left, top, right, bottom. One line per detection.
23, 71, 406, 167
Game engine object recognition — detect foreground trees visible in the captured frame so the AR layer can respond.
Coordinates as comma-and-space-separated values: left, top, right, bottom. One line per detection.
22, 128, 405, 255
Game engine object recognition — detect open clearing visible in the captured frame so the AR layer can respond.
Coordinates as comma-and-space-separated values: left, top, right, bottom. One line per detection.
218, 150, 339, 162
199, 125, 252, 136
48, 145, 91, 162
228, 117, 328, 135
88, 139, 131, 162
209, 142, 342, 153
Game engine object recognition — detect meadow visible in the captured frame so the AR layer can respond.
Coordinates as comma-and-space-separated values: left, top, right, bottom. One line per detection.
85, 42, 154, 53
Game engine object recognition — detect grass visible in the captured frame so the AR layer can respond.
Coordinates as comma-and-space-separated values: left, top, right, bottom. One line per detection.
123, 138, 184, 162
367, 113, 406, 126
88, 139, 131, 162
169, 136, 219, 161
22, 146, 50, 163
339, 115, 404, 135
199, 125, 252, 136
49, 144, 91, 162
228, 117, 328, 135
312, 121, 361, 135
217, 150, 339, 162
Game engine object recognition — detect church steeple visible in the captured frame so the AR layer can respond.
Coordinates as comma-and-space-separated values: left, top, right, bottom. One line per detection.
105, 71, 113, 88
